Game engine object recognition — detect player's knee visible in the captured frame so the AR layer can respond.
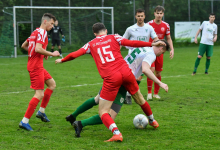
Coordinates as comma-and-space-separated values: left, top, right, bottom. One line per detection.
207, 57, 211, 59
35, 93, 44, 100
198, 55, 202, 58
155, 71, 161, 77
48, 81, 56, 90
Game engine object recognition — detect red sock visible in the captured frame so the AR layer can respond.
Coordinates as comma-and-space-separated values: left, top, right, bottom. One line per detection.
24, 97, 40, 119
101, 113, 118, 133
40, 88, 53, 108
147, 78, 153, 94
154, 76, 161, 94
140, 101, 152, 116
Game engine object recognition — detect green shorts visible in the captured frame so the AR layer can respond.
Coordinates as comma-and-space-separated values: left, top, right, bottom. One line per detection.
198, 43, 213, 57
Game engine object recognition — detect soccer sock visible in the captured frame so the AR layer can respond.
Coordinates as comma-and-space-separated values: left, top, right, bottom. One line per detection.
205, 58, 210, 73
51, 49, 54, 52
101, 113, 120, 135
40, 88, 53, 112
137, 80, 141, 85
147, 78, 153, 94
72, 97, 97, 118
81, 114, 103, 127
140, 101, 153, 120
24, 97, 40, 119
154, 76, 161, 95
22, 117, 29, 124
59, 49, 62, 54
126, 91, 131, 96
194, 57, 201, 72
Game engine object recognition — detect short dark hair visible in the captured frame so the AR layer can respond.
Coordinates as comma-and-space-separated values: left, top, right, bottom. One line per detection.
154, 39, 170, 51
92, 22, 106, 34
154, 5, 165, 12
136, 8, 145, 15
42, 13, 56, 23
209, 13, 215, 17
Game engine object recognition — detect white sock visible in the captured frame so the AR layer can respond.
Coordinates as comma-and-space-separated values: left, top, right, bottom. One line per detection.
113, 129, 121, 135
22, 117, 29, 124
147, 114, 155, 123
126, 91, 131, 96
39, 107, 45, 113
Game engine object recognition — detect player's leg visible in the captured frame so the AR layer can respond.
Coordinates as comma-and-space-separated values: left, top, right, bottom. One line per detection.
57, 39, 63, 58
50, 40, 55, 58
125, 79, 141, 104
205, 45, 213, 74
147, 63, 155, 100
193, 43, 205, 75
153, 54, 163, 99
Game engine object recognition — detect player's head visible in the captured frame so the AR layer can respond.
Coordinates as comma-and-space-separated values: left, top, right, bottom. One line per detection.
55, 20, 58, 26
135, 9, 145, 25
154, 5, 165, 21
153, 39, 170, 56
209, 13, 215, 23
41, 13, 56, 31
92, 22, 107, 36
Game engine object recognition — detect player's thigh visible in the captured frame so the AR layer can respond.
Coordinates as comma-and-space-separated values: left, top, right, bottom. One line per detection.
100, 72, 123, 101
198, 43, 206, 57
99, 99, 114, 116
56, 39, 61, 46
109, 107, 120, 120
206, 45, 213, 57
29, 69, 44, 90
155, 54, 163, 72
44, 69, 55, 90
52, 39, 56, 46
112, 85, 127, 106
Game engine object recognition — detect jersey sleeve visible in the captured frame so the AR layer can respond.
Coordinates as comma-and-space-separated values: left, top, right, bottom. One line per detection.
59, 27, 63, 35
26, 37, 30, 43
165, 23, 171, 35
214, 25, 218, 34
142, 52, 156, 66
123, 28, 130, 39
81, 43, 91, 54
200, 21, 205, 30
149, 26, 158, 39
61, 48, 86, 62
36, 30, 47, 45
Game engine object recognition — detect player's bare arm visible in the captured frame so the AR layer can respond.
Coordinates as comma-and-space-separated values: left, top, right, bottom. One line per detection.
194, 29, 202, 44
21, 41, 29, 52
166, 34, 174, 59
35, 43, 60, 57
213, 34, 217, 42
142, 61, 168, 92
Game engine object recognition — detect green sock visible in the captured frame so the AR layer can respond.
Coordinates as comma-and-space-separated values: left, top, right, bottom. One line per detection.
81, 114, 103, 127
194, 57, 201, 72
205, 59, 210, 73
137, 80, 141, 85
72, 97, 97, 118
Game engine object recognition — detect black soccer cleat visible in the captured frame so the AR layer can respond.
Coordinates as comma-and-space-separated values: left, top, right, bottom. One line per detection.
192, 72, 196, 76
205, 72, 208, 75
73, 121, 83, 137
65, 114, 76, 125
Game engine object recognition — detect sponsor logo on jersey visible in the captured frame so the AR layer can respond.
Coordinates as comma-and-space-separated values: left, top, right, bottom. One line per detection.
137, 36, 148, 41
145, 29, 148, 32
161, 27, 165, 32
120, 98, 124, 103
135, 29, 138, 31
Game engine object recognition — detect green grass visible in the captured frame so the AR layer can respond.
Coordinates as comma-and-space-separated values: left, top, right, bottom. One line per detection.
1, 46, 220, 149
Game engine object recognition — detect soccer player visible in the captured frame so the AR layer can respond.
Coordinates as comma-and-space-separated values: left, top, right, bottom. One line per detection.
123, 8, 159, 104
146, 5, 174, 100
48, 20, 65, 58
65, 40, 170, 138
19, 13, 60, 131
192, 13, 217, 75
55, 22, 167, 142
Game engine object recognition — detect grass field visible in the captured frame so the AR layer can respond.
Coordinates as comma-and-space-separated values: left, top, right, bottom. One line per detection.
1, 46, 220, 149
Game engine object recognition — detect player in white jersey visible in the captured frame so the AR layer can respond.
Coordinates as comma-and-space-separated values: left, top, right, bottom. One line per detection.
123, 8, 158, 104
192, 13, 217, 75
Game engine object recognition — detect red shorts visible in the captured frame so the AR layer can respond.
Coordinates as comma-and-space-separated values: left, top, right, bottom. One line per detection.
151, 54, 163, 71
100, 66, 139, 101
29, 68, 52, 90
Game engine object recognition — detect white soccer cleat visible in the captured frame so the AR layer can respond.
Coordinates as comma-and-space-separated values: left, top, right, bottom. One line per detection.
147, 93, 152, 100
153, 94, 161, 99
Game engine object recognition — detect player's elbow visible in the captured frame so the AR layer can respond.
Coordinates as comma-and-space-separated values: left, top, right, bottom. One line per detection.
35, 47, 41, 53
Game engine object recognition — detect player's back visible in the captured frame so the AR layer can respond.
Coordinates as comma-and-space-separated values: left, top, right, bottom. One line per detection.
88, 34, 127, 78
27, 28, 48, 71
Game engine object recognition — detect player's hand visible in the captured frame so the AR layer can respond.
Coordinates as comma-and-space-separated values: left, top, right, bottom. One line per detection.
48, 38, 51, 41
52, 51, 60, 57
213, 37, 217, 42
55, 59, 62, 64
194, 38, 198, 44
44, 55, 48, 60
170, 50, 174, 59
159, 82, 168, 93
152, 41, 166, 46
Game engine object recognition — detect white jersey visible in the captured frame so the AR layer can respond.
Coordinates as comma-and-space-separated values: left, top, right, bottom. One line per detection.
124, 47, 156, 79
200, 21, 217, 45
123, 23, 157, 53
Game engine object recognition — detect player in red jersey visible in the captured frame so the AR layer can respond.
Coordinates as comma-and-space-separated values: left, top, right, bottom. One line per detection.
19, 13, 60, 131
146, 5, 174, 100
55, 22, 168, 142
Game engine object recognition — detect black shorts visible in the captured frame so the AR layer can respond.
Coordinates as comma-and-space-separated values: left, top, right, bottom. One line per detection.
52, 39, 61, 46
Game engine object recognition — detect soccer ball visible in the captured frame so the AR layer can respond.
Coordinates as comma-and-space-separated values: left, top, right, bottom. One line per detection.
133, 114, 148, 129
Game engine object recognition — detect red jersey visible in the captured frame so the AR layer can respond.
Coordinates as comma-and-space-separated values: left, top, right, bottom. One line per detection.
27, 28, 48, 71
147, 20, 170, 42
62, 34, 152, 79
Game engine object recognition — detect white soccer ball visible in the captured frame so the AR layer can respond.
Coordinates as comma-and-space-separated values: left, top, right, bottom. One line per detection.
133, 114, 148, 129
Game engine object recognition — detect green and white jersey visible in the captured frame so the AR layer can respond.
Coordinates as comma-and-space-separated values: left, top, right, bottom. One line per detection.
200, 21, 217, 45
124, 47, 156, 79
123, 23, 157, 53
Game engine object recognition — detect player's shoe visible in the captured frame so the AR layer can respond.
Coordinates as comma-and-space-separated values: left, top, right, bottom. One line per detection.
192, 72, 196, 76
73, 121, 83, 137
147, 93, 152, 100
124, 95, 132, 104
149, 120, 159, 129
104, 133, 123, 142
36, 111, 50, 122
60, 54, 63, 59
205, 72, 208, 75
65, 114, 76, 125
50, 56, 52, 58
153, 94, 161, 99
19, 121, 33, 131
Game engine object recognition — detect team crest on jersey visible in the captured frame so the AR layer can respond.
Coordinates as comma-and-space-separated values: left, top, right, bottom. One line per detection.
120, 98, 124, 103
135, 29, 138, 31
161, 27, 165, 32
145, 29, 148, 32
